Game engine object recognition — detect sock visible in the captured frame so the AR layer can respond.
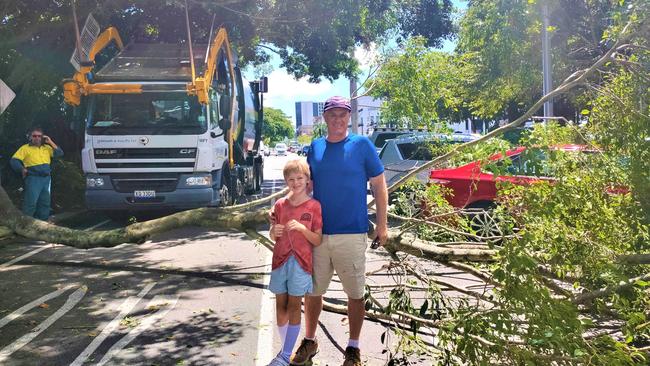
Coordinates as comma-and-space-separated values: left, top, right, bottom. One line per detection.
277, 323, 288, 343
304, 335, 316, 341
280, 323, 301, 362
347, 339, 360, 349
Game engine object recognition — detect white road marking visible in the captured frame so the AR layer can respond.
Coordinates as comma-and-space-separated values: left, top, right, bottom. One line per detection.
255, 241, 275, 366
85, 219, 112, 231
0, 245, 49, 270
0, 284, 75, 329
95, 295, 179, 366
0, 286, 87, 362
69, 282, 156, 366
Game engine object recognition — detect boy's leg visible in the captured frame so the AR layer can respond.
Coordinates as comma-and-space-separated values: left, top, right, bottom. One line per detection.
275, 293, 289, 342
279, 295, 302, 362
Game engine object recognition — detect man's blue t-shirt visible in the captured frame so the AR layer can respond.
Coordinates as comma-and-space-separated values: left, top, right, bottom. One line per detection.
307, 134, 384, 235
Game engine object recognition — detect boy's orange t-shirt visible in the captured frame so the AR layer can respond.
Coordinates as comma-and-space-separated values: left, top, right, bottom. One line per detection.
272, 197, 323, 274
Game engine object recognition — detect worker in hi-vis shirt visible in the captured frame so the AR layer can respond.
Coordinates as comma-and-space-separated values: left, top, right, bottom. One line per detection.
10, 127, 64, 220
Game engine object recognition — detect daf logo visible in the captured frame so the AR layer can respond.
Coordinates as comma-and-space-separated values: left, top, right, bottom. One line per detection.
139, 136, 149, 145
179, 149, 196, 154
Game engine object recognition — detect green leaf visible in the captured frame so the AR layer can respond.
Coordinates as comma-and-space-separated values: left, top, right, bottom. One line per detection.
580, 109, 590, 115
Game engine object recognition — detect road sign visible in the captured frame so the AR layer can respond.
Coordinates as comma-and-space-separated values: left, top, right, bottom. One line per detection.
69, 13, 100, 71
0, 79, 15, 115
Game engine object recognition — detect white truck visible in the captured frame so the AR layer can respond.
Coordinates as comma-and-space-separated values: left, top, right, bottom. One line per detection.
63, 27, 266, 212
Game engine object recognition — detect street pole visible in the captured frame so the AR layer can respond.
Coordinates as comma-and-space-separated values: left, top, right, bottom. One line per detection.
350, 78, 359, 134
542, 1, 554, 118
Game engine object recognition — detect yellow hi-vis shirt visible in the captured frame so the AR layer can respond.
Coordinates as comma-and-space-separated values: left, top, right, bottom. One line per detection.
12, 144, 55, 168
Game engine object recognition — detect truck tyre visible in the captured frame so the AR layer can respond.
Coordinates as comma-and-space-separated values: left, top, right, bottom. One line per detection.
219, 169, 233, 206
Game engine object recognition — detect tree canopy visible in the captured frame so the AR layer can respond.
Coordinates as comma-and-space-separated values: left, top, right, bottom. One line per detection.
262, 107, 294, 145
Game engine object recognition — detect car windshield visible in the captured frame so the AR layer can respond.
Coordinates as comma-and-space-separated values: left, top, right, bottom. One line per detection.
88, 92, 207, 135
484, 148, 595, 177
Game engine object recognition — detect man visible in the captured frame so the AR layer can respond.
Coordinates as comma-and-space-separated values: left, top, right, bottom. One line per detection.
293, 96, 388, 366
10, 127, 63, 220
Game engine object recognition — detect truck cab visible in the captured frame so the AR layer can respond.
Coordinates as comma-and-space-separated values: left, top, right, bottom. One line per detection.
65, 29, 265, 211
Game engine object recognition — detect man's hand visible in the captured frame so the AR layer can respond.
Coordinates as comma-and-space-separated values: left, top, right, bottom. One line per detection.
374, 223, 388, 247
286, 219, 307, 233
22, 168, 27, 178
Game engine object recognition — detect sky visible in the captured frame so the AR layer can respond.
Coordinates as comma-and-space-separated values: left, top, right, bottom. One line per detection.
244, 1, 468, 126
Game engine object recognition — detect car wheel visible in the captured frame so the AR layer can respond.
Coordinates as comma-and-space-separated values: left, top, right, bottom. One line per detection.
464, 202, 503, 240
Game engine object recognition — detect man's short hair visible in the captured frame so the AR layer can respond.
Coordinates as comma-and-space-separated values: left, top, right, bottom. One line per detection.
30, 127, 43, 134
283, 159, 310, 180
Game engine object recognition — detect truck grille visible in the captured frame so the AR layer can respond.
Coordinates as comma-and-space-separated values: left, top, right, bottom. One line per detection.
96, 162, 195, 169
94, 148, 197, 159
110, 173, 179, 193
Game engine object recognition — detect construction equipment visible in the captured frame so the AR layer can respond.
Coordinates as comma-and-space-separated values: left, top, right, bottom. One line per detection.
62, 25, 267, 211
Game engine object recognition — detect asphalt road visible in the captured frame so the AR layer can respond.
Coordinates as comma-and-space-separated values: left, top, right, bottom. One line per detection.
0, 153, 487, 365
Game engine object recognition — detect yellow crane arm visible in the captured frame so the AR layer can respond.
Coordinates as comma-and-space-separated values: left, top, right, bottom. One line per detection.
63, 27, 133, 106
188, 27, 237, 168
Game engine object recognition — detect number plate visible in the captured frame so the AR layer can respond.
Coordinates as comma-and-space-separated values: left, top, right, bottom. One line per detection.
134, 190, 156, 199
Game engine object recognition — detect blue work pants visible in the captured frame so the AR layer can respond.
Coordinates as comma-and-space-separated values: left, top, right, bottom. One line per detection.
22, 175, 51, 221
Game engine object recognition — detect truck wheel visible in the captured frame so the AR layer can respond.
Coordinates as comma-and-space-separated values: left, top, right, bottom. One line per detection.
219, 172, 233, 206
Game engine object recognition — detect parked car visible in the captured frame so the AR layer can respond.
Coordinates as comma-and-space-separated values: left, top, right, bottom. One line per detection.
289, 143, 301, 153
275, 143, 287, 156
380, 133, 479, 187
297, 145, 310, 156
260, 141, 271, 156
428, 144, 596, 209
369, 128, 428, 154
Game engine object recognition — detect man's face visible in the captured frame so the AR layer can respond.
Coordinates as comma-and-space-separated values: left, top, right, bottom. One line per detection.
30, 131, 43, 146
323, 108, 350, 138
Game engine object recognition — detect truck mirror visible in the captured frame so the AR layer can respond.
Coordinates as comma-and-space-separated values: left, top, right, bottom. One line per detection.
219, 94, 231, 118
218, 118, 231, 131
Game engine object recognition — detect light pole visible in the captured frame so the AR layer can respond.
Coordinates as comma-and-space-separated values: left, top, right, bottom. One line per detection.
542, 1, 554, 118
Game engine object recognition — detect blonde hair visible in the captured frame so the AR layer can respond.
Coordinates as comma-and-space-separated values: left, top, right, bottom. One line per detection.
283, 159, 310, 180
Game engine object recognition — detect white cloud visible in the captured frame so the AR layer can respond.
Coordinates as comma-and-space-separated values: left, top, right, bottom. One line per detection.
264, 69, 332, 108
354, 43, 380, 70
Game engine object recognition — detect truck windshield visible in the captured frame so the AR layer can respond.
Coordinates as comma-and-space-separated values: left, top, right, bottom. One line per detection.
87, 93, 207, 135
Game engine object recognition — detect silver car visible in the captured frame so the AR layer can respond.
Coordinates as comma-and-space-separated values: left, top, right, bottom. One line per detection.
275, 143, 287, 156
379, 133, 479, 187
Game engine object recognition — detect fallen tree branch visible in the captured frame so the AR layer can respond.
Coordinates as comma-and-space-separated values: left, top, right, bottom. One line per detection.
573, 272, 650, 305
383, 232, 497, 262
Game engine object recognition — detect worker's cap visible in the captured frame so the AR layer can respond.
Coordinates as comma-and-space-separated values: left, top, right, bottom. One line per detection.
323, 96, 351, 112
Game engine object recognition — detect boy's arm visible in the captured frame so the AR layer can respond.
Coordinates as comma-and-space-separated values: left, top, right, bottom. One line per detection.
301, 227, 322, 247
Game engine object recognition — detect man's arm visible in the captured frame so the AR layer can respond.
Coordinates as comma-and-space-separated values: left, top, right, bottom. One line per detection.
369, 173, 388, 245
44, 136, 63, 157
10, 146, 26, 176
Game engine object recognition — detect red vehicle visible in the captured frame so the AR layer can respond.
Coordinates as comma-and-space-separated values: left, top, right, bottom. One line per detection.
429, 145, 594, 210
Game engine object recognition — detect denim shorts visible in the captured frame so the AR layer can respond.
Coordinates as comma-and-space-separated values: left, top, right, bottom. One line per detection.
268, 255, 313, 296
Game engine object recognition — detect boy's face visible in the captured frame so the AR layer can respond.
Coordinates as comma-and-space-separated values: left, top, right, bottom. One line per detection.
285, 171, 308, 194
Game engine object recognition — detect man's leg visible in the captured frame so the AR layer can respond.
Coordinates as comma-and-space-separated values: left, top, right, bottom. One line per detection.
34, 176, 51, 221
347, 298, 365, 341
21, 176, 39, 218
304, 294, 322, 339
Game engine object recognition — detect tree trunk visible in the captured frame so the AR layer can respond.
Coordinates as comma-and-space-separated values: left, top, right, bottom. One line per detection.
0, 185, 268, 248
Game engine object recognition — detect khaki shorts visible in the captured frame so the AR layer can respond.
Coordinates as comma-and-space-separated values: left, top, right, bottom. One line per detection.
310, 233, 367, 299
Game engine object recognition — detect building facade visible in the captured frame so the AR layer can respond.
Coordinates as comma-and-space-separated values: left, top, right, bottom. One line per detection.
295, 101, 324, 135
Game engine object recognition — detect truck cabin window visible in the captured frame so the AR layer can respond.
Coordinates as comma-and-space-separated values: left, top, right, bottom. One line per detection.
88, 93, 207, 135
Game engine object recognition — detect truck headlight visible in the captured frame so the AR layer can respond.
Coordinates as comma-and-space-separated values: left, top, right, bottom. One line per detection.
86, 177, 105, 188
185, 176, 211, 186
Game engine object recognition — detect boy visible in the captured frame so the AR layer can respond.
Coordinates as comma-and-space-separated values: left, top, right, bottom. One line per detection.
267, 159, 322, 366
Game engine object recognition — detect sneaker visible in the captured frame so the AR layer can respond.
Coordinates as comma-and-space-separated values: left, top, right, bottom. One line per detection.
342, 346, 361, 366
266, 354, 289, 366
290, 338, 318, 365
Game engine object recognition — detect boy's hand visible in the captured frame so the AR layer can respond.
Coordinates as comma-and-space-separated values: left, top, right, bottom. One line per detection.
272, 224, 285, 238
286, 219, 306, 233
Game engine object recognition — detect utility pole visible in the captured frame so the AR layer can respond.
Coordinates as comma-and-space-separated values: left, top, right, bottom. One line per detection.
542, 1, 554, 118
350, 78, 359, 134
